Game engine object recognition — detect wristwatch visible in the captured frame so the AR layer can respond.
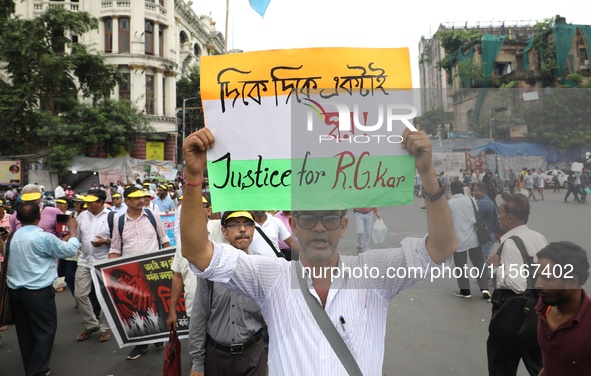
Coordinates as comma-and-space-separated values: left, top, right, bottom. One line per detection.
421, 180, 446, 202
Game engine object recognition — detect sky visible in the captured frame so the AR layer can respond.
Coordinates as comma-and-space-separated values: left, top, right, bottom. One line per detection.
191, 0, 589, 88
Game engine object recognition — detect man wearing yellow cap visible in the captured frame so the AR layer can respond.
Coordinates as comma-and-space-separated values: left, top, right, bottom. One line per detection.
110, 193, 127, 215
108, 186, 170, 360
188, 210, 266, 376
75, 189, 112, 342
153, 184, 175, 214
9, 184, 62, 236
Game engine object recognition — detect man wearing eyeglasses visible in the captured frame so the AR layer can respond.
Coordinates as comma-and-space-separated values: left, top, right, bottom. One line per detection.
188, 210, 267, 376
180, 128, 457, 375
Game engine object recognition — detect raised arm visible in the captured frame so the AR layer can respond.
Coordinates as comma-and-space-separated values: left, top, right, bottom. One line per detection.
401, 130, 457, 264
181, 128, 215, 271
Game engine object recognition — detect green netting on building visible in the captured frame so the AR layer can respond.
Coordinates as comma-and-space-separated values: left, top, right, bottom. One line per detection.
552, 23, 576, 76
447, 45, 474, 88
523, 37, 533, 70
471, 35, 505, 127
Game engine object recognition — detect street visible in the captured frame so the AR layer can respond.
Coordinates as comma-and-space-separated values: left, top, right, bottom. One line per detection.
1, 189, 589, 375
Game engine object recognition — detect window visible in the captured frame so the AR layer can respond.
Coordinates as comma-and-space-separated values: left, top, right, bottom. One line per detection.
145, 20, 154, 55
119, 73, 130, 100
162, 77, 166, 115
580, 48, 589, 65
119, 17, 130, 53
146, 74, 154, 114
104, 18, 113, 53
159, 26, 164, 57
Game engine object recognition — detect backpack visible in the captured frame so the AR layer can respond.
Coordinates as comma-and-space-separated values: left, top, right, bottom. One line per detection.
108, 209, 161, 252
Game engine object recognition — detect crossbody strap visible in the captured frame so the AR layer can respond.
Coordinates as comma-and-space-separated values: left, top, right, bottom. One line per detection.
255, 227, 283, 258
292, 261, 362, 376
496, 235, 536, 290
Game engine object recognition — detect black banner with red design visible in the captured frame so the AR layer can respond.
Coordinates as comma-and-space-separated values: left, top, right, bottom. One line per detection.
91, 247, 189, 347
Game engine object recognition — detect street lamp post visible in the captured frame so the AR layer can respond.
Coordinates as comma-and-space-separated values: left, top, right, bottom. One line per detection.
182, 96, 199, 143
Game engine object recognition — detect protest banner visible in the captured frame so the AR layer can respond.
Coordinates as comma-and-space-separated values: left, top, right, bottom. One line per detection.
201, 47, 416, 211
160, 212, 177, 246
91, 247, 188, 348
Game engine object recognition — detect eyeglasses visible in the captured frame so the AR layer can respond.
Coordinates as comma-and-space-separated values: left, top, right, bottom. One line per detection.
225, 221, 255, 229
294, 214, 344, 230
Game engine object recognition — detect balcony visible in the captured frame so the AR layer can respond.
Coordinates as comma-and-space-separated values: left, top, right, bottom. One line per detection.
145, 0, 167, 16
33, 0, 79, 14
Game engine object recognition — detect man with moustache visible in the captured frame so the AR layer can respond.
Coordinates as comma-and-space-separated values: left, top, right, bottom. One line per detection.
179, 128, 456, 375
535, 242, 591, 376
189, 211, 266, 376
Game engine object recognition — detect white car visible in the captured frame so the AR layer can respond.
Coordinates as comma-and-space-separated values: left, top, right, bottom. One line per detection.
542, 169, 569, 188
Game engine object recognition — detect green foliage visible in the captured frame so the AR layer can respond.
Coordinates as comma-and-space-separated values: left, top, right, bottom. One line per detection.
414, 106, 453, 136
176, 65, 204, 134
500, 81, 517, 89
436, 29, 483, 55
565, 73, 583, 86
38, 100, 151, 176
454, 60, 483, 87
0, 7, 148, 176
523, 89, 591, 150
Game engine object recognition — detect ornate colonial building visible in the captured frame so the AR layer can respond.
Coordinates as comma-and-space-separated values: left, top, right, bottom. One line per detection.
14, 0, 224, 161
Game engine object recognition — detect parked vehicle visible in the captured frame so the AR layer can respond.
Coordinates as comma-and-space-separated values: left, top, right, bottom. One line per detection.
542, 169, 569, 188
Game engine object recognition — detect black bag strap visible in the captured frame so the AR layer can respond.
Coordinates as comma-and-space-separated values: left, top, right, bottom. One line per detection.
292, 261, 363, 376
117, 209, 161, 252
108, 211, 116, 239
255, 227, 283, 258
469, 197, 481, 221
496, 235, 536, 290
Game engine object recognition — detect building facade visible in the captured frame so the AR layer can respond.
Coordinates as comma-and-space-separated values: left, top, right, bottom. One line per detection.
14, 0, 224, 162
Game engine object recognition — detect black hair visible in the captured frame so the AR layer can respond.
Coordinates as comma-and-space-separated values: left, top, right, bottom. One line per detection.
501, 193, 529, 224
537, 242, 589, 286
450, 180, 464, 194
16, 202, 40, 225
87, 188, 106, 202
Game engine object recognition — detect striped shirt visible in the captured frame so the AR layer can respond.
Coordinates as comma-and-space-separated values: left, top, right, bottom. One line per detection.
190, 236, 448, 375
108, 209, 169, 257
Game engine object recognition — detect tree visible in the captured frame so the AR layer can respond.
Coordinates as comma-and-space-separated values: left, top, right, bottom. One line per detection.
176, 65, 203, 134
523, 89, 591, 154
414, 106, 453, 136
0, 6, 150, 176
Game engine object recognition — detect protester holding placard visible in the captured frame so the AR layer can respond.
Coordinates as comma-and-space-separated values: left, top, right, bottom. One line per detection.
180, 127, 457, 375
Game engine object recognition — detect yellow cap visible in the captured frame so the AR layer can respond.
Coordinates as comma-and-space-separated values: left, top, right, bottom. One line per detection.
179, 195, 184, 200
112, 193, 122, 198
55, 198, 68, 204
127, 190, 145, 198
202, 196, 208, 203
83, 195, 99, 203
225, 211, 254, 222
21, 192, 42, 201
142, 189, 152, 197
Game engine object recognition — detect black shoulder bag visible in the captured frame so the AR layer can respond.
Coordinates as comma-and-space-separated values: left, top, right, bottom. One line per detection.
470, 198, 491, 245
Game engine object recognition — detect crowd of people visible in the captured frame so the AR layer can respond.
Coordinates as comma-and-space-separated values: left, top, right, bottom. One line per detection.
1, 130, 590, 375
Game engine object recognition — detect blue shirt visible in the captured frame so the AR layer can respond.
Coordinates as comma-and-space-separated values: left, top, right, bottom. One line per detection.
152, 196, 175, 212
477, 196, 498, 236
6, 225, 79, 289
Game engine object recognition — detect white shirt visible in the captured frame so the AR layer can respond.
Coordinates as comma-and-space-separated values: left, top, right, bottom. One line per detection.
190, 237, 450, 376
497, 224, 548, 294
250, 213, 291, 257
170, 218, 226, 317
76, 207, 111, 267
54, 185, 65, 199
448, 194, 479, 252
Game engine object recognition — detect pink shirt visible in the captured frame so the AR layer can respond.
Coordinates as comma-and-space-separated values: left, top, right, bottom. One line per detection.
9, 205, 62, 235
273, 211, 293, 249
108, 209, 170, 257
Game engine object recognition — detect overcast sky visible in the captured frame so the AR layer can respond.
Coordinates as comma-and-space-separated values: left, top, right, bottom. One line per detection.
191, 0, 589, 87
